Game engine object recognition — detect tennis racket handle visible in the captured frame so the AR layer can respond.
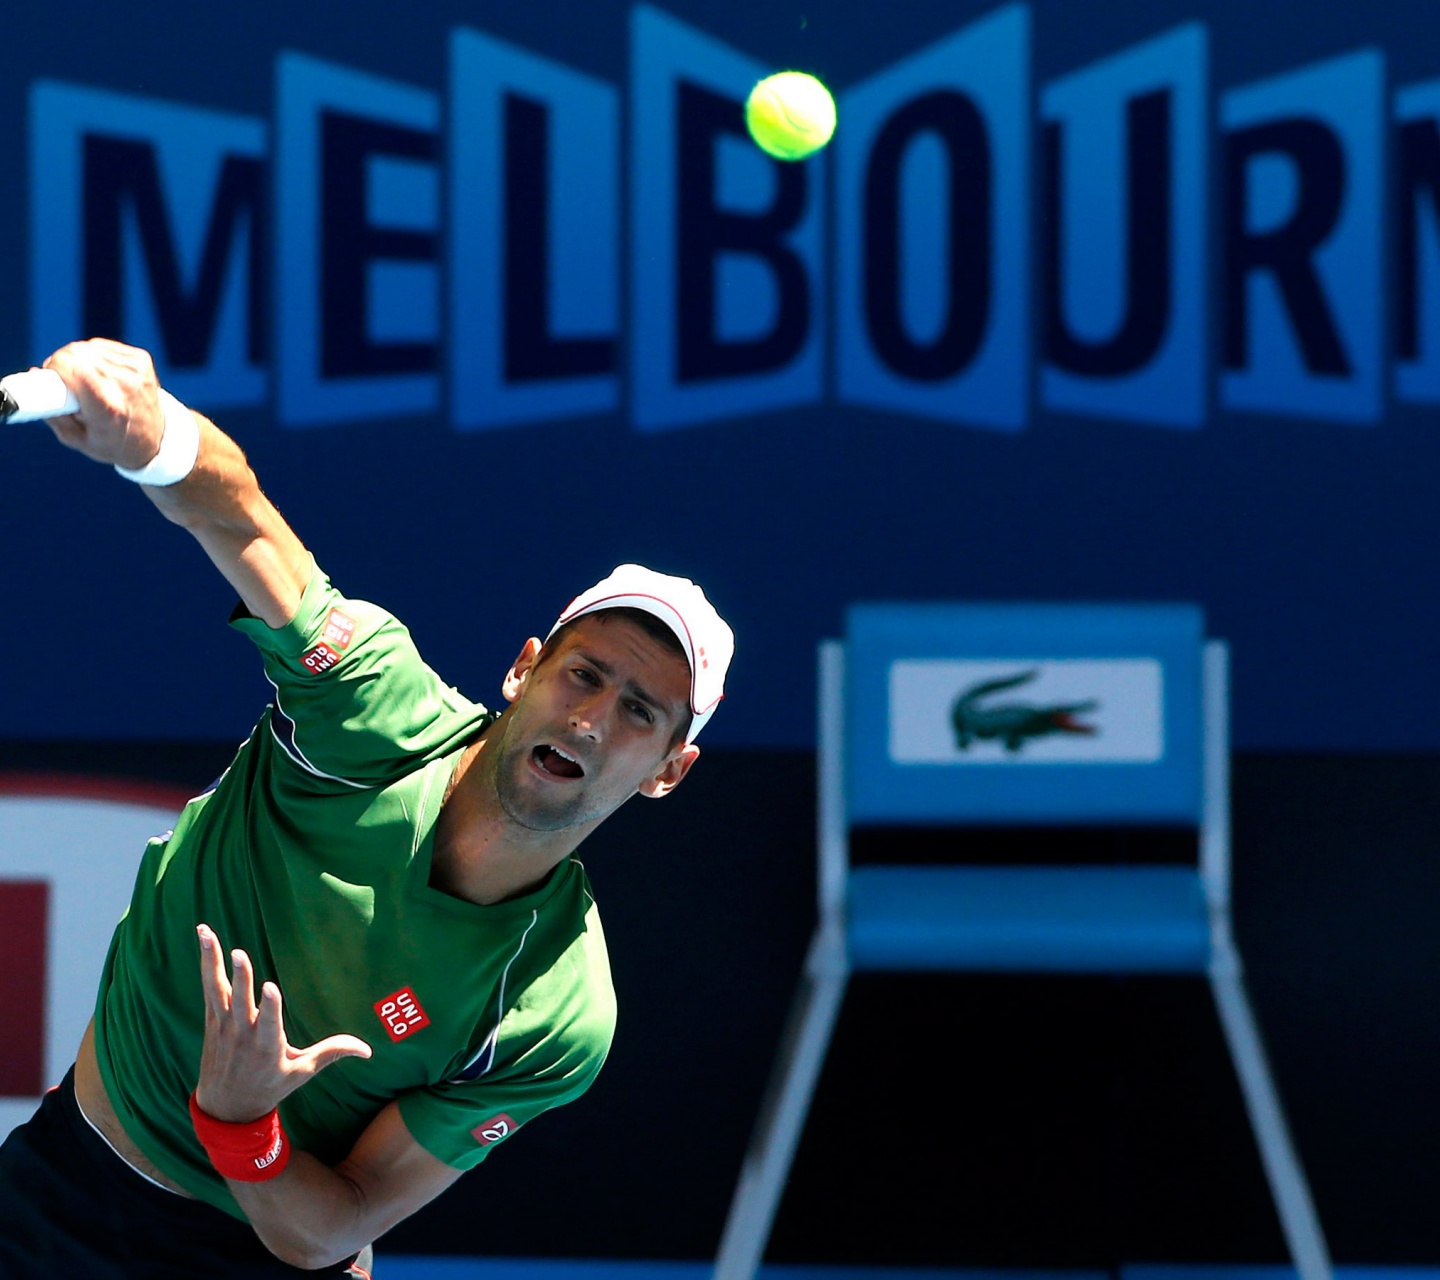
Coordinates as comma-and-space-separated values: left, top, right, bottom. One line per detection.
0, 369, 81, 422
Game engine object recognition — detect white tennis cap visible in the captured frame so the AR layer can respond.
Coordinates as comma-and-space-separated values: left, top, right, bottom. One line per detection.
547, 564, 734, 741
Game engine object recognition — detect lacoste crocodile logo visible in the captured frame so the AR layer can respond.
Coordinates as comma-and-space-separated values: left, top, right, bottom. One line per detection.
951, 670, 1099, 752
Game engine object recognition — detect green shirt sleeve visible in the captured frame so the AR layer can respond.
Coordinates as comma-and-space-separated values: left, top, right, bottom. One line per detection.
229, 561, 491, 787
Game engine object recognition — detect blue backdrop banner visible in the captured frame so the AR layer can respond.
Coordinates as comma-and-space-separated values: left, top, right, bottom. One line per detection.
1, 0, 1437, 751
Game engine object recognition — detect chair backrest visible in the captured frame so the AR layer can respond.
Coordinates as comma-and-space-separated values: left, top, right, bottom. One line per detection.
818, 603, 1230, 933
846, 602, 1205, 824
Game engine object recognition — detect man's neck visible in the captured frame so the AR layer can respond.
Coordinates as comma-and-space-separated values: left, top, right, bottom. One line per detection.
430, 733, 585, 906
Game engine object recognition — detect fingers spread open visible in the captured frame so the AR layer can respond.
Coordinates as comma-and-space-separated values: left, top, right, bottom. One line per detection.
257, 980, 285, 1049
301, 1034, 374, 1076
196, 924, 233, 1020
230, 948, 259, 1026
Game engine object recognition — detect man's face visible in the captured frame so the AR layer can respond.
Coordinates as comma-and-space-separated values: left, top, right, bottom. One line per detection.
489, 612, 699, 833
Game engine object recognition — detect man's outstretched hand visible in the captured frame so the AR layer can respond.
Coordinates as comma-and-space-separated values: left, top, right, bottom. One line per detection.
194, 922, 372, 1124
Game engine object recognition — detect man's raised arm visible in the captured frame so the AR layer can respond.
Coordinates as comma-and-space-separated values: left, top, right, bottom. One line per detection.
42, 338, 311, 628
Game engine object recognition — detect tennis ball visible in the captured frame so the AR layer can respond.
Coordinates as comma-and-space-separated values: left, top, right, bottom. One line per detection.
745, 71, 836, 161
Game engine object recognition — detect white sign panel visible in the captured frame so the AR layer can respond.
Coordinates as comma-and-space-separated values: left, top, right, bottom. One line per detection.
888, 658, 1165, 764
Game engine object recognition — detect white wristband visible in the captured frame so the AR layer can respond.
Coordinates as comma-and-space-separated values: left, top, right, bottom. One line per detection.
113, 390, 200, 487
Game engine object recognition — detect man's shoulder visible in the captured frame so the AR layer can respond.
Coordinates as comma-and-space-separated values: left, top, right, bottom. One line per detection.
552, 860, 613, 978
522, 862, 616, 1025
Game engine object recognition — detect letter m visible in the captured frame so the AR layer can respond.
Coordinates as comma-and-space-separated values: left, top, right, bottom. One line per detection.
30, 82, 268, 408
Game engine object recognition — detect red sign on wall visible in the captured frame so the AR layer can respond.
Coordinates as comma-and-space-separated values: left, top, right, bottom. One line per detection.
0, 881, 49, 1097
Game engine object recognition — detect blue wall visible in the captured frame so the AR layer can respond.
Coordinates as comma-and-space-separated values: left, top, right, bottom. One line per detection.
3, 0, 1439, 753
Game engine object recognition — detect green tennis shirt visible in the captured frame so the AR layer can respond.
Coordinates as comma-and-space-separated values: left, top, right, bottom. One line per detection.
92, 563, 616, 1219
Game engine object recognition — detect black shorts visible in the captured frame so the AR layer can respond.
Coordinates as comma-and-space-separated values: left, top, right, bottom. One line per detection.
0, 1068, 372, 1278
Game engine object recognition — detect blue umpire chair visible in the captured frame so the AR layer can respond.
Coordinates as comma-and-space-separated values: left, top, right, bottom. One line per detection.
714, 603, 1331, 1280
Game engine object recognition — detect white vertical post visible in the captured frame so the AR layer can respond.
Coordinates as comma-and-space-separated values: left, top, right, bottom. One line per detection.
1210, 967, 1333, 1280
817, 640, 847, 932
1200, 639, 1232, 914
1203, 637, 1331, 1280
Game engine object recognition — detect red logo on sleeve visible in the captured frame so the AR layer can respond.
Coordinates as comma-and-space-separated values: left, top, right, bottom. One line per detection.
322, 608, 357, 651
374, 987, 430, 1042
301, 642, 341, 675
471, 1114, 518, 1147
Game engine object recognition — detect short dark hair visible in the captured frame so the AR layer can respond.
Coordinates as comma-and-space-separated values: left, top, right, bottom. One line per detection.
540, 607, 694, 747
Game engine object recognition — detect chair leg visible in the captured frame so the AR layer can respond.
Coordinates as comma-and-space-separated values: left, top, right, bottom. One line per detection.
1208, 961, 1332, 1280
714, 928, 849, 1280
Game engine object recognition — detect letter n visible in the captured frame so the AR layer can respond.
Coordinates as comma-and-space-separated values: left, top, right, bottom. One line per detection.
30, 82, 267, 408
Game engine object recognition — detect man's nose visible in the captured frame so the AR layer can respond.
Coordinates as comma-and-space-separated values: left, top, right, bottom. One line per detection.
569, 694, 609, 741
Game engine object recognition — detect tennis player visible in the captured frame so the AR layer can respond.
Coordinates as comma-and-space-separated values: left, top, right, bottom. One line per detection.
0, 338, 733, 1276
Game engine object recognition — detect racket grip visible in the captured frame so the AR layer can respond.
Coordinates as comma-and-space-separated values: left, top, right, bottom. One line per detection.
0, 369, 81, 423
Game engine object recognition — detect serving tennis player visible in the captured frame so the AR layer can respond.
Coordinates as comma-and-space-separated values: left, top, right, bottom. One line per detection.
0, 337, 733, 1277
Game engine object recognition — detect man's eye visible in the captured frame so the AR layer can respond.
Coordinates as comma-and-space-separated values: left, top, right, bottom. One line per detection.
573, 667, 600, 685
628, 702, 654, 724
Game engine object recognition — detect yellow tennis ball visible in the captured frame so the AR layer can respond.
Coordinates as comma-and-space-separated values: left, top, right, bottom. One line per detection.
745, 71, 836, 161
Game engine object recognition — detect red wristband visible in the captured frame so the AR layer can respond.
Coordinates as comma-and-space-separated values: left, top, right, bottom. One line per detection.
188, 1091, 291, 1182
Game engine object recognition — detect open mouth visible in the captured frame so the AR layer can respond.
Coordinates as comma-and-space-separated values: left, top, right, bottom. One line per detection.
532, 745, 585, 779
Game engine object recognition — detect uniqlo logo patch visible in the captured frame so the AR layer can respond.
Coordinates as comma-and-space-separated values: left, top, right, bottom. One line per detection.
471, 1113, 517, 1148
322, 608, 356, 651
374, 987, 430, 1042
301, 642, 341, 675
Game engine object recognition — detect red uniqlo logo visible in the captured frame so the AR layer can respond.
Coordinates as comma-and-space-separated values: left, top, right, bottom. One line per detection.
374, 987, 430, 1042
471, 1113, 517, 1147
322, 609, 356, 651
301, 642, 341, 675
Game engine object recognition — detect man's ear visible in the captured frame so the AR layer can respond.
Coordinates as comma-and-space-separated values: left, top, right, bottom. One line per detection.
639, 743, 701, 799
501, 638, 544, 704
